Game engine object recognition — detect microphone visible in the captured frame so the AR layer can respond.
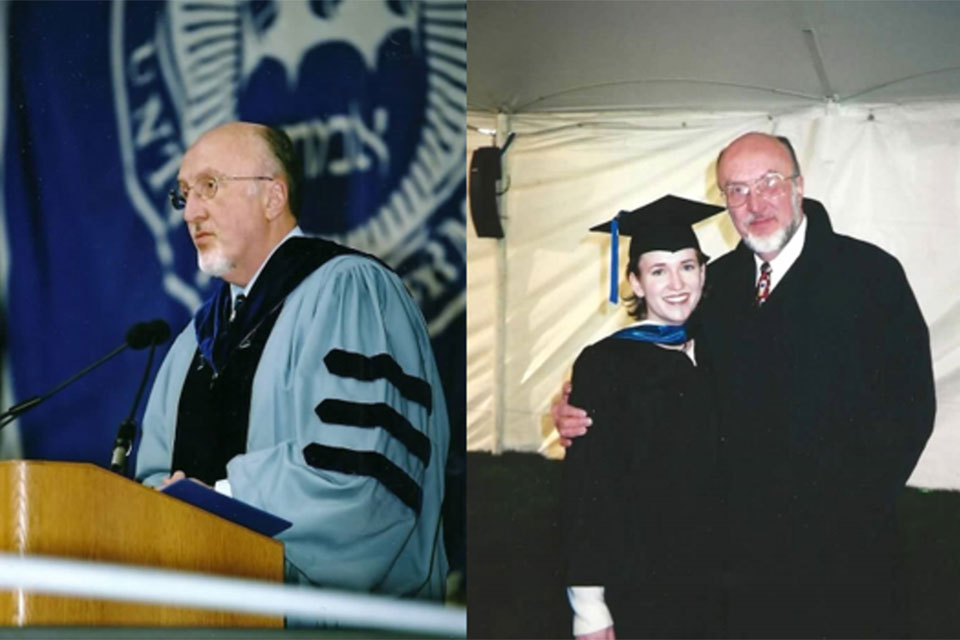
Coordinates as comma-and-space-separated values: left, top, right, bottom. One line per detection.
0, 319, 172, 429
125, 320, 171, 349
110, 319, 171, 476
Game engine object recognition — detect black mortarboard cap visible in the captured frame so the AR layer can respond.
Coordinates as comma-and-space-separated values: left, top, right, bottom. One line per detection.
590, 195, 724, 303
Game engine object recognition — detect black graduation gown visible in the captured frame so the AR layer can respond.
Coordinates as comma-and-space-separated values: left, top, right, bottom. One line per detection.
564, 337, 722, 639
696, 199, 936, 638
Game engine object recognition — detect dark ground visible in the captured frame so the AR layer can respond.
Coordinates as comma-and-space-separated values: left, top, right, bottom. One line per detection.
467, 451, 960, 639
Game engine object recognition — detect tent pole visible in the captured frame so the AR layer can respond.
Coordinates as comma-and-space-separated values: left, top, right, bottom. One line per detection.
493, 112, 511, 455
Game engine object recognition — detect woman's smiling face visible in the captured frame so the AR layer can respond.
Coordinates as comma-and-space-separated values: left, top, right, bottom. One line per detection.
628, 248, 705, 325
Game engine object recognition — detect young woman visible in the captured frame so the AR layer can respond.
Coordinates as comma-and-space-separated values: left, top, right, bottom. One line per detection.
564, 196, 723, 639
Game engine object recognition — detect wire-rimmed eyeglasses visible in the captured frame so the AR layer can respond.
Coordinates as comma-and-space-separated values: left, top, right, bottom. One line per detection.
720, 171, 799, 208
169, 173, 274, 210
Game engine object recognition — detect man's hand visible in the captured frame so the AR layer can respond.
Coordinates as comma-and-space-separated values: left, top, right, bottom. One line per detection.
551, 381, 592, 448
160, 470, 186, 488
158, 470, 211, 489
577, 625, 615, 640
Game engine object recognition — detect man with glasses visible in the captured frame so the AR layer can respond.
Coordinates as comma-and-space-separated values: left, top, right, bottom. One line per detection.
135, 121, 450, 600
555, 132, 934, 637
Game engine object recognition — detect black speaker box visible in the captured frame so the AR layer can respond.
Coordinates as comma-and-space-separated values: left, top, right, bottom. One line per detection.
469, 146, 505, 238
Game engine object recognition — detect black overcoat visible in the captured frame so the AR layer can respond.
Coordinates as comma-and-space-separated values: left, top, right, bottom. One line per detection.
697, 199, 936, 638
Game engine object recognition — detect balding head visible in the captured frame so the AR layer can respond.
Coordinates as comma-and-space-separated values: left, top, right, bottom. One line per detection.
717, 133, 801, 180
178, 121, 298, 286
191, 122, 301, 218
716, 132, 805, 261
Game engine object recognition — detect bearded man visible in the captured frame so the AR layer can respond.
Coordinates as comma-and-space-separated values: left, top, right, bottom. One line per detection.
136, 122, 448, 600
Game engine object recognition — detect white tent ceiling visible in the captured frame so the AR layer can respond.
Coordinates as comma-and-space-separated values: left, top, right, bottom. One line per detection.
468, 0, 960, 113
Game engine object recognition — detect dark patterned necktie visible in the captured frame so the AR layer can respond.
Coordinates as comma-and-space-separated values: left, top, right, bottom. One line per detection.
755, 262, 772, 306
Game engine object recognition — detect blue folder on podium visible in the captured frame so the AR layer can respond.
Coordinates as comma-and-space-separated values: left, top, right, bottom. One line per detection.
161, 479, 292, 538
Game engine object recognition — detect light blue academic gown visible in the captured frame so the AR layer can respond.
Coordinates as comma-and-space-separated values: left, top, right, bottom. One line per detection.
136, 253, 449, 599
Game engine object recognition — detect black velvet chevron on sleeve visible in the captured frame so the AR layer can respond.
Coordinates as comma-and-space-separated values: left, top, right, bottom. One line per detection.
323, 349, 432, 412
315, 398, 431, 465
302, 443, 422, 514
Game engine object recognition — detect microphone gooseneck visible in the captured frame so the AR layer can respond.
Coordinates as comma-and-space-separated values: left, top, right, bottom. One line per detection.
0, 319, 172, 431
111, 320, 170, 476
0, 342, 127, 430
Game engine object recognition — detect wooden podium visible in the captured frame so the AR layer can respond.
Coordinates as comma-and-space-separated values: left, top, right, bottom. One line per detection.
0, 461, 284, 627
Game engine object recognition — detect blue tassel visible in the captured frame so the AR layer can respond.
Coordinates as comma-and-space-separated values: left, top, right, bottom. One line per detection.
609, 216, 619, 303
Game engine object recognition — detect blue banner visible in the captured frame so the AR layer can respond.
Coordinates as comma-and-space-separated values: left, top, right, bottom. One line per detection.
0, 0, 464, 560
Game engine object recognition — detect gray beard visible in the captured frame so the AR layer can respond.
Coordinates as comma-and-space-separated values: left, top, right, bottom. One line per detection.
742, 190, 803, 256
743, 224, 792, 255
197, 248, 233, 278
